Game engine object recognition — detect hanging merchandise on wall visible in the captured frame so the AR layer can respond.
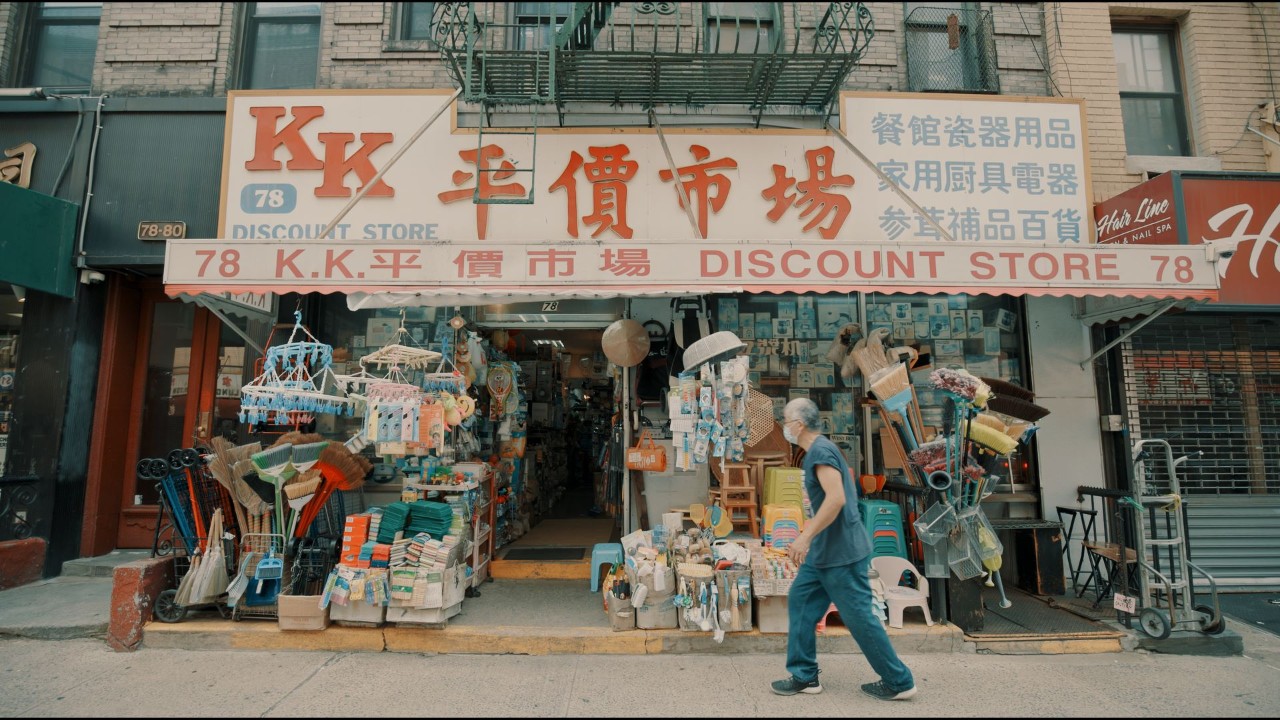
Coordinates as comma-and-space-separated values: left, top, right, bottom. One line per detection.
666, 297, 713, 381
672, 331, 750, 475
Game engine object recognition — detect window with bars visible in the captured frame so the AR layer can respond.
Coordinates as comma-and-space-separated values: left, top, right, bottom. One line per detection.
22, 2, 102, 93
704, 2, 780, 54
903, 2, 999, 94
240, 2, 321, 90
1121, 314, 1280, 496
513, 1, 575, 51
1112, 27, 1191, 157
399, 2, 436, 42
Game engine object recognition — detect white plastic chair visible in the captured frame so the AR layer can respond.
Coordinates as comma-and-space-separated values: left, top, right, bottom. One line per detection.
871, 556, 934, 629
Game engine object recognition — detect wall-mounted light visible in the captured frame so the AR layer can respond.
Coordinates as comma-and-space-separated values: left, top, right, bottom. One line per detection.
11, 284, 26, 303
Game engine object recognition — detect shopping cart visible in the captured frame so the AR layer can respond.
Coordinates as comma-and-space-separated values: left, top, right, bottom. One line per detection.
153, 533, 236, 623
230, 532, 287, 621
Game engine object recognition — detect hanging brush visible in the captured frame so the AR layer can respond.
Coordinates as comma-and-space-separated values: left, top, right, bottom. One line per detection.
978, 376, 1050, 421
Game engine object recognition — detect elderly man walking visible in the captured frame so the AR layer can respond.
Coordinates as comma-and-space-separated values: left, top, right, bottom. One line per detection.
770, 398, 917, 701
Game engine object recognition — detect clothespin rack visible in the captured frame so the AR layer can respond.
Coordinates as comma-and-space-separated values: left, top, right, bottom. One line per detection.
239, 310, 358, 425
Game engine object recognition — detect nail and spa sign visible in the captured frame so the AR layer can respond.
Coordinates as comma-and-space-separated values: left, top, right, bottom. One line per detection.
165, 90, 1217, 298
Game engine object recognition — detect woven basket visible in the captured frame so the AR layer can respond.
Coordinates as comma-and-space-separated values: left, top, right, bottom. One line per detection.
745, 389, 778, 447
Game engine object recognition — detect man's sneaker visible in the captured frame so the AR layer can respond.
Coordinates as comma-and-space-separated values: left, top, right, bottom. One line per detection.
861, 681, 917, 701
771, 675, 823, 695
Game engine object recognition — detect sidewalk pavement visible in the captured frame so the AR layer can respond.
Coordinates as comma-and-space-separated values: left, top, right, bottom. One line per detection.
0, 551, 1246, 658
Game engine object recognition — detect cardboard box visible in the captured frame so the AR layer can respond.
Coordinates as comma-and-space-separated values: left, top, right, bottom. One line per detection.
756, 595, 788, 634
277, 595, 329, 631
387, 601, 461, 626
329, 599, 387, 627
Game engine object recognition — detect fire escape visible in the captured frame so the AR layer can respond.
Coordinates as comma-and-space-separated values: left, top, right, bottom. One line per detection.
427, 2, 876, 206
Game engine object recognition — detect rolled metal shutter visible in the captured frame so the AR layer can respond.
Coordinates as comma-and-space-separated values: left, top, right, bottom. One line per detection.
1119, 313, 1280, 591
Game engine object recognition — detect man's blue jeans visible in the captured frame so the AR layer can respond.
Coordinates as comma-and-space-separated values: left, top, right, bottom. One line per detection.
785, 556, 914, 691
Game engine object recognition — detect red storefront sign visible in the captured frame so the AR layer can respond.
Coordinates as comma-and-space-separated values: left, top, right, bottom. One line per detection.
1094, 172, 1177, 245
1182, 177, 1280, 305
1095, 172, 1280, 305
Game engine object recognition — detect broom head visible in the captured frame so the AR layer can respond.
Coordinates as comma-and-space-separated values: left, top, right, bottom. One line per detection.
987, 395, 1051, 422
868, 363, 911, 402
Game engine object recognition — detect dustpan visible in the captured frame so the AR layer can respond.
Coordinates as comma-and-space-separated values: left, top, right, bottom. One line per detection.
247, 550, 283, 606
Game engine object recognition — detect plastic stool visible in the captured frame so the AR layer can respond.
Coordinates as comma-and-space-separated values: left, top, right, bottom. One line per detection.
590, 543, 624, 592
816, 603, 840, 634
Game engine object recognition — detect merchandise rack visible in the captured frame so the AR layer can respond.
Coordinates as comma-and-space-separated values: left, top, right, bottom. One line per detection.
405, 467, 496, 594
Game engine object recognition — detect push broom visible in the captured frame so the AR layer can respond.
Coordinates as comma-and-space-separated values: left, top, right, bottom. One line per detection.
251, 443, 295, 537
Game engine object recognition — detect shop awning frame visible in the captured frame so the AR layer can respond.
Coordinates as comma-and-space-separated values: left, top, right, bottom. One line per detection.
1076, 297, 1184, 369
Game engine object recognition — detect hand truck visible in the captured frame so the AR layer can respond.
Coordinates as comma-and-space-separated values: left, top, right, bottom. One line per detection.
1126, 439, 1224, 639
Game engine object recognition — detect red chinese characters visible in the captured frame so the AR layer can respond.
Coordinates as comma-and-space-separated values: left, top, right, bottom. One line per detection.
658, 145, 738, 239
528, 248, 576, 277
370, 249, 422, 279
452, 251, 504, 279
762, 146, 855, 239
549, 145, 639, 239
437, 145, 527, 240
599, 248, 650, 277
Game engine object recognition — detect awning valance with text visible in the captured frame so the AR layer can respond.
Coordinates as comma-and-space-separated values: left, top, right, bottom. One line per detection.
164, 238, 1222, 309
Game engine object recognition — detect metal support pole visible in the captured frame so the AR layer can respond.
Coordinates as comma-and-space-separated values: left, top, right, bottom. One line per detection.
194, 296, 266, 356
825, 120, 956, 243
319, 87, 463, 239
1078, 299, 1180, 369
649, 109, 705, 240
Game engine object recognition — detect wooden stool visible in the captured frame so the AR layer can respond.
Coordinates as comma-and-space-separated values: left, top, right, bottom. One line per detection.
719, 462, 759, 537
746, 450, 789, 510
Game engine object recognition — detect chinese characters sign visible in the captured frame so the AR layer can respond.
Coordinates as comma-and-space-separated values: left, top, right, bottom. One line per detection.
840, 93, 1092, 244
165, 238, 1219, 299
216, 90, 1090, 245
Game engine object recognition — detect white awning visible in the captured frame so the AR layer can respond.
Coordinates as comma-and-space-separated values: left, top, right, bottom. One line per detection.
1075, 296, 1203, 326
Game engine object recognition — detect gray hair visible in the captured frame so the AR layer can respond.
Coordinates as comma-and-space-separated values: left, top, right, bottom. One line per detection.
784, 398, 821, 431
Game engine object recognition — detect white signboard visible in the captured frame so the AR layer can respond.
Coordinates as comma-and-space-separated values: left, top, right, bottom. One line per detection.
165, 238, 1219, 298
215, 90, 1089, 246
840, 93, 1092, 243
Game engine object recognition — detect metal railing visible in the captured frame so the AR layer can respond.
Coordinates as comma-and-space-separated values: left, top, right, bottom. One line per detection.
0, 475, 48, 542
430, 2, 876, 111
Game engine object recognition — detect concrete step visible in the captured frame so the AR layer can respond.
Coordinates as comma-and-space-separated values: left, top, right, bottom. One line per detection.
61, 550, 152, 578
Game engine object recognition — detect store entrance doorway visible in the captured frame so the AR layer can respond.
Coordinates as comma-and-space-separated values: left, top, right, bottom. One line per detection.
496, 328, 622, 562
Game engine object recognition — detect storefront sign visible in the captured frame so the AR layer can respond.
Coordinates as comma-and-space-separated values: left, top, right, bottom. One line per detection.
0, 141, 36, 189
215, 90, 1089, 245
1093, 173, 1176, 245
841, 93, 1091, 243
164, 238, 1219, 298
1096, 173, 1280, 306
1182, 177, 1280, 305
